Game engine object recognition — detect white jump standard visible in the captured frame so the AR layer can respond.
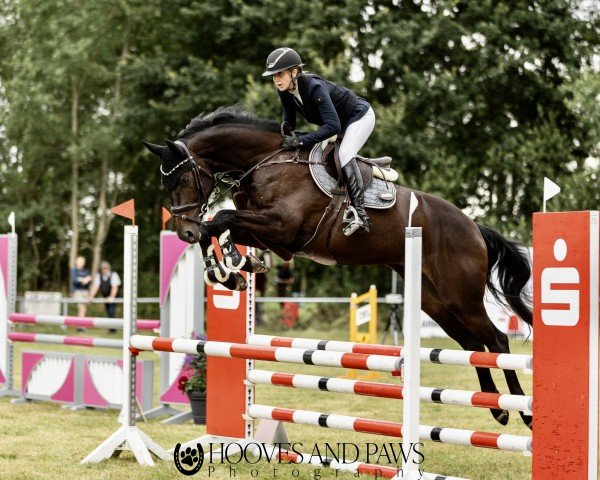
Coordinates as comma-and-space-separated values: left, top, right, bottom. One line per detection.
81, 225, 169, 466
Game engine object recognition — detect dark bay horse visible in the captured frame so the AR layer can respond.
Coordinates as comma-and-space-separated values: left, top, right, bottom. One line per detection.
144, 106, 533, 429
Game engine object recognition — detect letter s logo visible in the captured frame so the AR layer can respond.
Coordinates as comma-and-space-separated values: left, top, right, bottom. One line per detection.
541, 238, 580, 326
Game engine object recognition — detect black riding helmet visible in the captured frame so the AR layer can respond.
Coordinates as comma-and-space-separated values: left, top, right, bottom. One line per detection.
262, 48, 304, 76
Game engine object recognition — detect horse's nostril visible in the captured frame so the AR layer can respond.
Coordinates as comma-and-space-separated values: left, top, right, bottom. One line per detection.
184, 230, 196, 242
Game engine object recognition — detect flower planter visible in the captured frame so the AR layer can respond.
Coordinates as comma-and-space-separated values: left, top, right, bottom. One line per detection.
187, 391, 206, 425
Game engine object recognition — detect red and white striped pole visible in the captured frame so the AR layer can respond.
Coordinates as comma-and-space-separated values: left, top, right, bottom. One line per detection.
246, 334, 532, 371
8, 332, 122, 349
9, 313, 159, 331
246, 370, 532, 412
248, 404, 532, 453
129, 335, 403, 373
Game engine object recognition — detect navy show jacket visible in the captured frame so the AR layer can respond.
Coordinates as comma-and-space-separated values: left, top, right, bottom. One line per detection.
278, 73, 370, 147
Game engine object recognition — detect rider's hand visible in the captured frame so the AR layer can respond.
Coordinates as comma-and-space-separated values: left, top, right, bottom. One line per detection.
282, 135, 303, 150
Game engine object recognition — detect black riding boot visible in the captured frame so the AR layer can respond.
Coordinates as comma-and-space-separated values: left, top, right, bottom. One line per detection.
341, 158, 370, 235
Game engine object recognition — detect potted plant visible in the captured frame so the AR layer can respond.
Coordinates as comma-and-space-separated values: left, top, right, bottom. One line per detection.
177, 333, 207, 424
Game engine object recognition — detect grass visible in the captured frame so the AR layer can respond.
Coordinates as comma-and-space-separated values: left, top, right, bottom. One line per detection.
0, 324, 533, 480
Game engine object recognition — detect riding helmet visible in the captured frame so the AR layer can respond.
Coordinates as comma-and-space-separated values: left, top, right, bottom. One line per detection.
262, 48, 303, 76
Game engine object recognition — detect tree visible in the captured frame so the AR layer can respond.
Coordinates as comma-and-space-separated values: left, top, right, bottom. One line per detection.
352, 0, 599, 236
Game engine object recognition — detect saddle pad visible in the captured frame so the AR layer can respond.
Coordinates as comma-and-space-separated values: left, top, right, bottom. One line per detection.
309, 144, 397, 210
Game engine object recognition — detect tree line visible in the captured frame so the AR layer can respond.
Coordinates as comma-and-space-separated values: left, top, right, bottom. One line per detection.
0, 0, 598, 296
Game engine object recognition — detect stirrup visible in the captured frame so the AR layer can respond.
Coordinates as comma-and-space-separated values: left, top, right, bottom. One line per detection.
342, 206, 364, 236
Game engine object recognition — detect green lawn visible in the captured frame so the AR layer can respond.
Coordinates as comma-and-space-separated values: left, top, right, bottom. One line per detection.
0, 325, 533, 480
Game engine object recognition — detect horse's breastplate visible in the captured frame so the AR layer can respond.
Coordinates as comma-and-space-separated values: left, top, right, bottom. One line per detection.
308, 143, 397, 209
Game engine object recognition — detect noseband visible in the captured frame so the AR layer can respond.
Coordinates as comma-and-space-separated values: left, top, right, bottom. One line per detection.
161, 140, 212, 226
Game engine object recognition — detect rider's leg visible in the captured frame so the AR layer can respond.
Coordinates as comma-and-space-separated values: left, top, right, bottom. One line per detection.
339, 107, 376, 234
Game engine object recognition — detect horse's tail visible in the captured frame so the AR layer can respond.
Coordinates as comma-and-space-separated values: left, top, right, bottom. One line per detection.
476, 224, 533, 326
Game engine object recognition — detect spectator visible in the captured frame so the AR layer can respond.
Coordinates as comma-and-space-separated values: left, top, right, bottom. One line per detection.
88, 261, 121, 333
70, 256, 92, 320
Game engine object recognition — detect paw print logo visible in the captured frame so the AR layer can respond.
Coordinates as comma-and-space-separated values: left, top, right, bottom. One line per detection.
174, 442, 204, 476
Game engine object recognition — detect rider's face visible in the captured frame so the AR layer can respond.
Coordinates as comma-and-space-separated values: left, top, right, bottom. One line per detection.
273, 69, 296, 91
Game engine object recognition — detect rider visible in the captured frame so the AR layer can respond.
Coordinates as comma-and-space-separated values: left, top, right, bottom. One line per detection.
262, 47, 375, 235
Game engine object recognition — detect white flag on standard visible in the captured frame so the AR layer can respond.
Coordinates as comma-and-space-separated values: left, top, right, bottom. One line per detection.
542, 177, 561, 212
7, 212, 15, 233
408, 192, 419, 228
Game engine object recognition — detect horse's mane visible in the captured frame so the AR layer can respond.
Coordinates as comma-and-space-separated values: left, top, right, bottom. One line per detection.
177, 105, 280, 139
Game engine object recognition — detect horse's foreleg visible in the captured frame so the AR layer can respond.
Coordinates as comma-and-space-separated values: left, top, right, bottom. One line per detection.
199, 238, 247, 291
218, 229, 268, 273
202, 209, 287, 273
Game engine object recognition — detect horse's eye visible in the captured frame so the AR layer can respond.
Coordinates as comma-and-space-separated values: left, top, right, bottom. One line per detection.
179, 174, 189, 186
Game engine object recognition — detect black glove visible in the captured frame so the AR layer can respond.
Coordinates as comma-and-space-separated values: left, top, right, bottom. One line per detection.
282, 135, 303, 150
280, 121, 293, 137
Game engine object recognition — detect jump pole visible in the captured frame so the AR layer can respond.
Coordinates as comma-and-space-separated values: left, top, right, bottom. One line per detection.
81, 224, 169, 466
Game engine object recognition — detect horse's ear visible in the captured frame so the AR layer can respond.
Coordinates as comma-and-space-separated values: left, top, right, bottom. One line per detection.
165, 139, 186, 157
143, 141, 165, 158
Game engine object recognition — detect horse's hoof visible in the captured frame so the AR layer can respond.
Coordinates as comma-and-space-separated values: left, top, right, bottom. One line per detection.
250, 256, 268, 273
493, 409, 510, 426
222, 273, 247, 291
204, 270, 220, 286
233, 273, 247, 291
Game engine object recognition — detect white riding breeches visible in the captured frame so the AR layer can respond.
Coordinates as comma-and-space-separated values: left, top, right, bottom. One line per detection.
339, 107, 376, 168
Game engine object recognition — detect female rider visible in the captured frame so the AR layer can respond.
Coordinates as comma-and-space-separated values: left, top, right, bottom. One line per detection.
262, 47, 375, 236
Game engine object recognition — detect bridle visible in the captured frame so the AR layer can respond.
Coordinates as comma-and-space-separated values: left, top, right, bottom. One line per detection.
162, 140, 288, 226
160, 140, 215, 226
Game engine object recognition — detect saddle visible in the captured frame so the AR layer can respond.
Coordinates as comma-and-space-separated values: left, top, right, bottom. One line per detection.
308, 137, 397, 209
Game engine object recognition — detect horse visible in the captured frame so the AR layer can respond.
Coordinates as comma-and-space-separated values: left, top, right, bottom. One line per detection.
144, 105, 533, 429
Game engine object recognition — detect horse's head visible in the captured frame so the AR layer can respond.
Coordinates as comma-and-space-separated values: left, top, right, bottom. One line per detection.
143, 139, 215, 243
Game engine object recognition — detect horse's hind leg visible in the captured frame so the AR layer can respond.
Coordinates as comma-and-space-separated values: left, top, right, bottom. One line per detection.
407, 270, 511, 426
453, 302, 532, 429
489, 324, 533, 429
427, 310, 511, 426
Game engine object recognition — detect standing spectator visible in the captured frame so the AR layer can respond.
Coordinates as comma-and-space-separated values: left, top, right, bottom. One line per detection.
70, 256, 92, 321
88, 261, 121, 333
